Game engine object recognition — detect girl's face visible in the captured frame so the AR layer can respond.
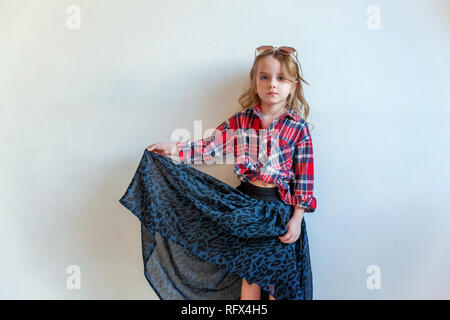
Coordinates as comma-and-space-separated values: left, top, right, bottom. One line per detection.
255, 55, 296, 109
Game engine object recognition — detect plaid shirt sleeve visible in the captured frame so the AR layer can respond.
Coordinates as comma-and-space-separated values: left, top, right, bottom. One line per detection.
291, 124, 317, 212
176, 117, 235, 164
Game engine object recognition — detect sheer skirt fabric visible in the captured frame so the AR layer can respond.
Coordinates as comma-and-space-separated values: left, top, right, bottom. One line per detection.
119, 150, 313, 300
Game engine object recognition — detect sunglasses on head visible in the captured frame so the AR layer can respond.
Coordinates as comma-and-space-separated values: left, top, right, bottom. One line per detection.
255, 45, 302, 71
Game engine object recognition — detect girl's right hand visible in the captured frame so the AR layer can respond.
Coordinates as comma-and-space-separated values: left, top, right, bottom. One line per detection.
147, 142, 177, 156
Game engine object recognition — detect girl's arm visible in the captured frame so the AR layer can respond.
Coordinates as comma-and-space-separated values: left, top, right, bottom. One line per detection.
280, 133, 315, 243
176, 115, 236, 164
292, 207, 305, 221
291, 124, 317, 213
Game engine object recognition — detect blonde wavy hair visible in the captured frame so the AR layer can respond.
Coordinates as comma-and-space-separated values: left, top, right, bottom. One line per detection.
238, 49, 313, 126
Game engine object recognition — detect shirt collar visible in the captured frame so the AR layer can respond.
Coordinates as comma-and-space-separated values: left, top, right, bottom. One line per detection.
251, 103, 300, 122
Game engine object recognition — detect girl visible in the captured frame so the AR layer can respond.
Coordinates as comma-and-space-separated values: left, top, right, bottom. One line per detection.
120, 45, 316, 300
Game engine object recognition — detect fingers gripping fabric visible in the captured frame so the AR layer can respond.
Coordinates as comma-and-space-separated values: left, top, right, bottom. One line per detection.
119, 149, 313, 300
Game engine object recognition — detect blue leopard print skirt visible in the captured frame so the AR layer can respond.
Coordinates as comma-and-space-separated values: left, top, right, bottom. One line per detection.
119, 149, 313, 300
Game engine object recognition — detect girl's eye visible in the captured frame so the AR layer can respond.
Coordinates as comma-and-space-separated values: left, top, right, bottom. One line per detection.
259, 75, 286, 80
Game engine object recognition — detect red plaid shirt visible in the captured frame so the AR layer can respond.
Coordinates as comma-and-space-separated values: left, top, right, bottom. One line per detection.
176, 103, 317, 212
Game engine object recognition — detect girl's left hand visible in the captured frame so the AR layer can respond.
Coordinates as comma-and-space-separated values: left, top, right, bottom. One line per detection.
279, 217, 302, 244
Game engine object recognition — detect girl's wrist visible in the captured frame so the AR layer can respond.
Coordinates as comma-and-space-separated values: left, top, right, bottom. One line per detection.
292, 207, 305, 221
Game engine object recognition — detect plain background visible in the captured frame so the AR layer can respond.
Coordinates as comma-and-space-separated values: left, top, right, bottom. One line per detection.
1, 0, 449, 299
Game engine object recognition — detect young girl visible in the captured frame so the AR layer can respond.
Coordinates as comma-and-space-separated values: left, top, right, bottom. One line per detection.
121, 45, 316, 300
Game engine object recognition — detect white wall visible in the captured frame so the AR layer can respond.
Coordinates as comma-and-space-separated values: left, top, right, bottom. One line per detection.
0, 0, 449, 299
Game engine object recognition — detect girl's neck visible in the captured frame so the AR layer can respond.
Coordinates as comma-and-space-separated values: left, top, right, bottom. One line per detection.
259, 102, 286, 119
